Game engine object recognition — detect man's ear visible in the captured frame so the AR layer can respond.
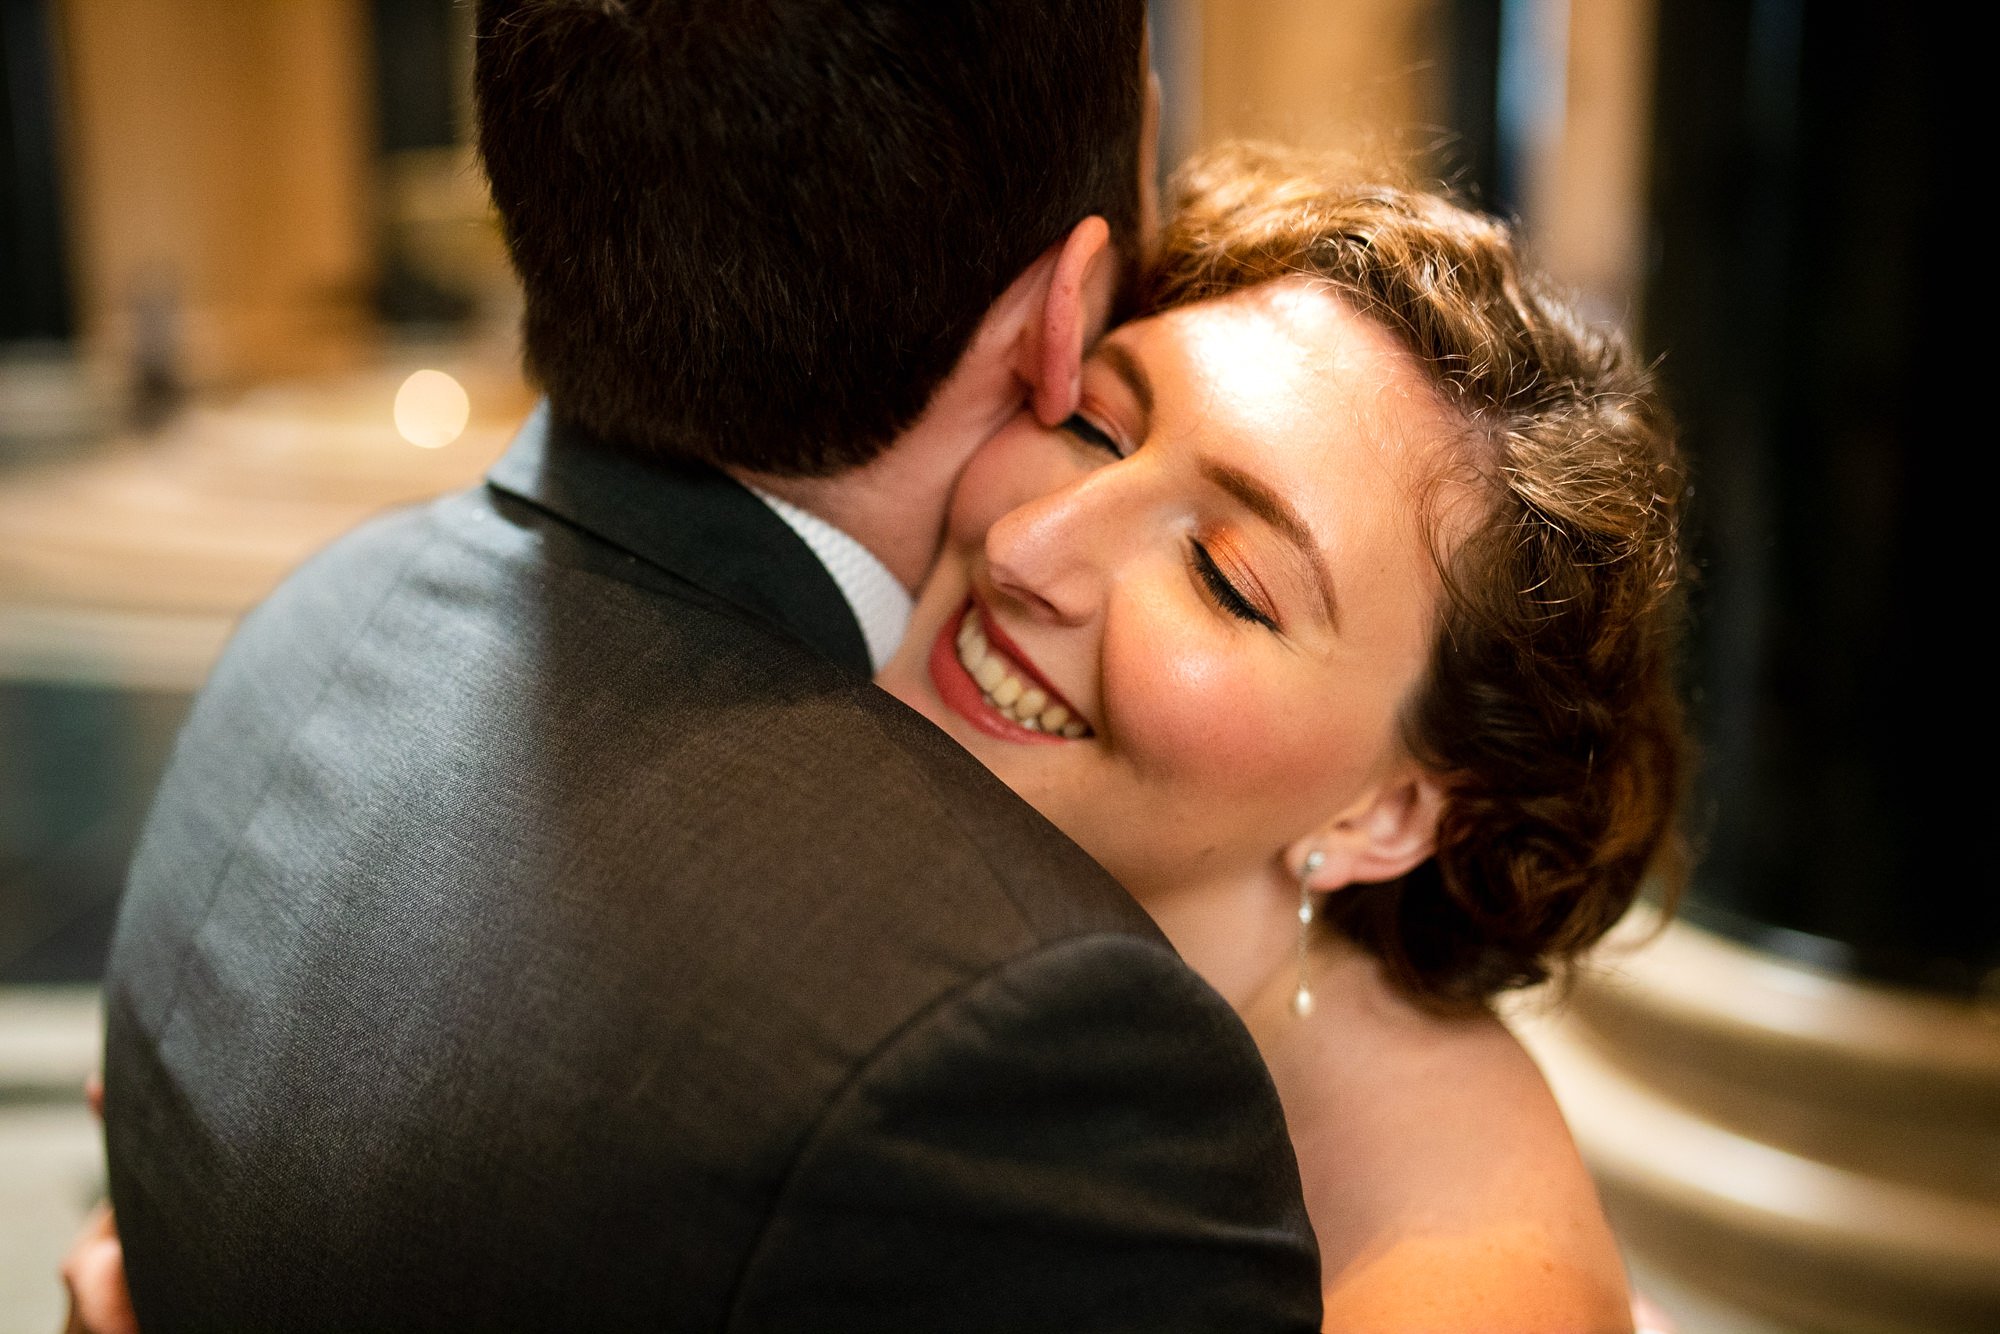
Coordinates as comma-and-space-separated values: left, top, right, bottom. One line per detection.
1286, 770, 1447, 892
1020, 215, 1116, 428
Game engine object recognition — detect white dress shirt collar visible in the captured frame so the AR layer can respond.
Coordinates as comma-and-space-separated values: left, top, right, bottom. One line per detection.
747, 487, 913, 673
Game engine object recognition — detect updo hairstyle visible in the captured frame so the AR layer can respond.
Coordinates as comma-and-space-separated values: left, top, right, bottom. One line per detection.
1145, 144, 1690, 1012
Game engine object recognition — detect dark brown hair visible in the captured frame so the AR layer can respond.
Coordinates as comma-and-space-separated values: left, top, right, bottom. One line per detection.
1147, 144, 1689, 1011
474, 0, 1146, 475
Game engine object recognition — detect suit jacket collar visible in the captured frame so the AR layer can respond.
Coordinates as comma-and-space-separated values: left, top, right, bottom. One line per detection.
487, 403, 874, 677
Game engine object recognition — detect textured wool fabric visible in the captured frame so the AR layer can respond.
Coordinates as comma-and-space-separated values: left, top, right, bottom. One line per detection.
101, 410, 1322, 1332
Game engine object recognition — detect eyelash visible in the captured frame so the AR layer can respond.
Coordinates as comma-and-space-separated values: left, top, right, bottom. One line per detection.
1060, 412, 1123, 458
1058, 413, 1272, 631
1191, 540, 1276, 630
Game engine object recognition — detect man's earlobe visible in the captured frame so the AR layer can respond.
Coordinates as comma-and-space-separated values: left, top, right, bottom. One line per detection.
1029, 216, 1114, 428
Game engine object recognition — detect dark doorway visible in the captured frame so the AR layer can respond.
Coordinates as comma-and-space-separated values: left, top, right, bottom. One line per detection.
1644, 5, 1978, 992
0, 0, 74, 342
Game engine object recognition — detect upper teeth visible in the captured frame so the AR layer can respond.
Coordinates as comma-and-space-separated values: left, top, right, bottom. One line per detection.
956, 609, 1090, 738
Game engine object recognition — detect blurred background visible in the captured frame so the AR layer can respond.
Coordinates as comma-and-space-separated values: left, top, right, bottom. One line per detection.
0, 1, 1986, 1330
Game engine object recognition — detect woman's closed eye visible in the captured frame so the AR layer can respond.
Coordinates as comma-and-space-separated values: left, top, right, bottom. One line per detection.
1190, 539, 1278, 630
1060, 412, 1125, 459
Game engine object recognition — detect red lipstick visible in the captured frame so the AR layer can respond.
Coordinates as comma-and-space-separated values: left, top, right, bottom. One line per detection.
928, 600, 1082, 745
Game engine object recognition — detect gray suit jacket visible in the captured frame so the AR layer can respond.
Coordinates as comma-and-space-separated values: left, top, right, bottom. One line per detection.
103, 409, 1321, 1331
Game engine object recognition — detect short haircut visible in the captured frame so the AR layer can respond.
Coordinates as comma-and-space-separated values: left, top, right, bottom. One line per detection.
1147, 144, 1690, 1012
474, 0, 1147, 475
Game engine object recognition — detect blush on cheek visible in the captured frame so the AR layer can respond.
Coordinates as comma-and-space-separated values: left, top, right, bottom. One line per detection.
1124, 652, 1288, 777
1119, 648, 1379, 824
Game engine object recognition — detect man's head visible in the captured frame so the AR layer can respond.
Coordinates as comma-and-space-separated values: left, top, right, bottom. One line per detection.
475, 0, 1149, 476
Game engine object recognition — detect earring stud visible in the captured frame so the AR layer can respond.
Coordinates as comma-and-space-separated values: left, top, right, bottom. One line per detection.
1292, 851, 1325, 1018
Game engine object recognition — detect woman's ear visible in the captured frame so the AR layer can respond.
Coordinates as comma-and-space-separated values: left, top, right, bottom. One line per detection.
1020, 215, 1116, 427
1287, 771, 1447, 892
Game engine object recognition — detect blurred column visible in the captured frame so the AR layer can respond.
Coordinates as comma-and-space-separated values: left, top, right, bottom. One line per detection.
1645, 2, 1977, 1002
1518, 0, 1655, 326
1193, 0, 1446, 162
1520, 3, 1999, 1329
55, 0, 374, 389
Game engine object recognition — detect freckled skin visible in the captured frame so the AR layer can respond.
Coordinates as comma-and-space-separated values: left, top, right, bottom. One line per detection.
877, 282, 1457, 911
877, 281, 1635, 1328
1243, 936, 1635, 1332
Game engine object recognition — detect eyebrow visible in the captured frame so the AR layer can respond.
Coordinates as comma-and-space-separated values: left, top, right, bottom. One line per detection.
1095, 341, 1154, 420
1199, 460, 1342, 632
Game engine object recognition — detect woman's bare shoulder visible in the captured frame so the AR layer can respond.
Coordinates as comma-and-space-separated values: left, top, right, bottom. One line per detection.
1321, 1223, 1633, 1334
1249, 941, 1632, 1332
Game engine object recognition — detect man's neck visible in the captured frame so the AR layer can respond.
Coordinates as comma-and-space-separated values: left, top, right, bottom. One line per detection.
728, 375, 1025, 594
730, 220, 1095, 590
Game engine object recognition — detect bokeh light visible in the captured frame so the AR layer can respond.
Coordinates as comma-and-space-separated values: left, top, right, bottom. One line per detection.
393, 369, 469, 448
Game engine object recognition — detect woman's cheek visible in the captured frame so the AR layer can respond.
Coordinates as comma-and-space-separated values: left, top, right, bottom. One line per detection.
944, 443, 1016, 549
948, 415, 1091, 547
1114, 633, 1296, 782
1120, 638, 1365, 843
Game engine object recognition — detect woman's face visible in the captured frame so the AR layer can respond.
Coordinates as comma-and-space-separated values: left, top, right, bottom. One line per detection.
876, 279, 1468, 903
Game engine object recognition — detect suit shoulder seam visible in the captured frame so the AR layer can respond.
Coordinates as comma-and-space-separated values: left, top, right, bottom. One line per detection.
136, 514, 446, 1046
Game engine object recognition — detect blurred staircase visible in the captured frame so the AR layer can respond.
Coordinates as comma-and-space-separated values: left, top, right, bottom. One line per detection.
1514, 908, 2000, 1333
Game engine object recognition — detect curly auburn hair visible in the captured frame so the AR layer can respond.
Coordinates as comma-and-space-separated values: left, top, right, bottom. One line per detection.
1144, 144, 1690, 1012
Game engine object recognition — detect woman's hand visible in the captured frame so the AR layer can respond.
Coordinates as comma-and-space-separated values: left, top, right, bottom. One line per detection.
60, 1076, 136, 1334
60, 1202, 135, 1334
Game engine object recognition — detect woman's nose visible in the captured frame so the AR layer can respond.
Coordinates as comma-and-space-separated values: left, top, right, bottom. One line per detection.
982, 465, 1121, 626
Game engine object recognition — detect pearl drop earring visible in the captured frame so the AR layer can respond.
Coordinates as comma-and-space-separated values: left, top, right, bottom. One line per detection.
1292, 850, 1325, 1018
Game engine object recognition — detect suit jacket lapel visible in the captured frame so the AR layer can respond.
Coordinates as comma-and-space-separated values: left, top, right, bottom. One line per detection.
487, 404, 874, 677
